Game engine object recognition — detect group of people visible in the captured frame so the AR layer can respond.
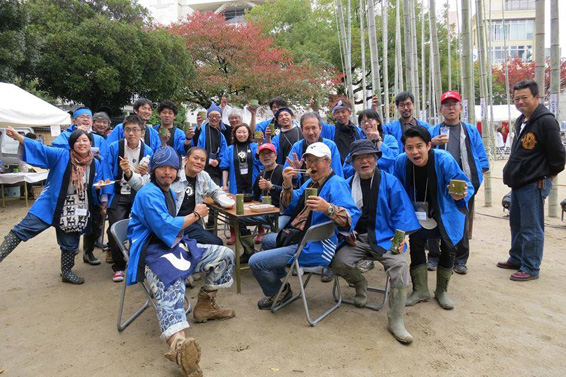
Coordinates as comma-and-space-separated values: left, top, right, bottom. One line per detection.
0, 79, 564, 377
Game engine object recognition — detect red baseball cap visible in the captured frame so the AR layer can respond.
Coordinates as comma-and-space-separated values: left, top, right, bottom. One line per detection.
257, 143, 277, 155
440, 91, 462, 103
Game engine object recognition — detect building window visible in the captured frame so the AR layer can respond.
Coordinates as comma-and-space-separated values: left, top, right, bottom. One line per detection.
224, 8, 247, 24
489, 19, 534, 42
505, 0, 535, 11
489, 45, 533, 64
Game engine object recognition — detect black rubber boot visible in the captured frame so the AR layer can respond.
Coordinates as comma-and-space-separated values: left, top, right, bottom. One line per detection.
0, 231, 21, 263
61, 252, 85, 284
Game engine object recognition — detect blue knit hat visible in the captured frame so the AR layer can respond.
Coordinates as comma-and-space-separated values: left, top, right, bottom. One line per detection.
150, 146, 180, 172
207, 102, 222, 116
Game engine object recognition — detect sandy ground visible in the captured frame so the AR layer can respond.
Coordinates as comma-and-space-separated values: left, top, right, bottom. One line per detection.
1, 159, 566, 377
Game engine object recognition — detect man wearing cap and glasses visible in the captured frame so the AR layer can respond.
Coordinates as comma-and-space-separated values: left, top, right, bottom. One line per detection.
427, 91, 489, 275
249, 142, 359, 309
394, 127, 473, 310
333, 139, 420, 344
383, 92, 430, 151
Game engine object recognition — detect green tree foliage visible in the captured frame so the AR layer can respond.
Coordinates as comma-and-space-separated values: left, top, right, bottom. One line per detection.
5, 0, 193, 114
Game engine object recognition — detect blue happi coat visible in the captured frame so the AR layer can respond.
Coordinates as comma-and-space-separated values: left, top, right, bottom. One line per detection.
196, 123, 228, 162
283, 138, 344, 177
428, 122, 489, 190
154, 125, 187, 157
219, 142, 260, 194
342, 133, 400, 177
126, 182, 185, 286
52, 124, 109, 163
383, 119, 430, 150
103, 140, 154, 207
347, 170, 420, 253
283, 174, 360, 266
393, 149, 474, 247
271, 126, 303, 165
107, 123, 161, 152
19, 138, 107, 227
321, 121, 363, 141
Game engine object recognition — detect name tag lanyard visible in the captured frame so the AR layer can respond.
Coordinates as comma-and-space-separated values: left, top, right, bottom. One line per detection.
412, 165, 437, 229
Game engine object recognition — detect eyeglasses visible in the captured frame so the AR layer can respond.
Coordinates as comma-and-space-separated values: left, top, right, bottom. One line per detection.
124, 127, 142, 133
398, 102, 413, 109
208, 114, 221, 119
360, 119, 380, 126
441, 102, 459, 109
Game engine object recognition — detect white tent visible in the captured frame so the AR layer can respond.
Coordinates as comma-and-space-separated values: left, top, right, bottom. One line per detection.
0, 82, 71, 127
474, 104, 521, 123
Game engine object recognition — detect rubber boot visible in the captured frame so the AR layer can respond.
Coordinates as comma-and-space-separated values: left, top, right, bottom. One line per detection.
61, 252, 84, 284
255, 226, 266, 244
387, 286, 413, 344
193, 288, 235, 323
0, 231, 21, 263
406, 265, 430, 306
227, 227, 236, 245
83, 250, 101, 265
164, 333, 203, 377
435, 267, 454, 310
334, 266, 368, 307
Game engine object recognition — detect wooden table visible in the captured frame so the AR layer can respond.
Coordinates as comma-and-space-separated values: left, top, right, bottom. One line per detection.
0, 172, 48, 207
204, 197, 280, 293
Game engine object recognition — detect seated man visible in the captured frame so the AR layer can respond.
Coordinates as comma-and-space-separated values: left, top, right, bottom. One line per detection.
126, 146, 235, 377
393, 127, 473, 310
249, 142, 359, 309
332, 139, 420, 344
172, 146, 235, 245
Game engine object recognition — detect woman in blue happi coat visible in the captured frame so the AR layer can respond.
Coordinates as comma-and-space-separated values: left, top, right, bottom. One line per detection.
0, 128, 108, 284
219, 123, 260, 245
342, 109, 400, 177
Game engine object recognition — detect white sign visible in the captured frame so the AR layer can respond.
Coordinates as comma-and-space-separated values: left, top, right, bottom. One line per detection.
50, 125, 61, 137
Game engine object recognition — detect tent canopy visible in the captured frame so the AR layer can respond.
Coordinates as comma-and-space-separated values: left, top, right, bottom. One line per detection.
0, 83, 71, 127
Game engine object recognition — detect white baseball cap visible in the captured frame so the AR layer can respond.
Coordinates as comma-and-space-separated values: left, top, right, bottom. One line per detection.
303, 142, 331, 159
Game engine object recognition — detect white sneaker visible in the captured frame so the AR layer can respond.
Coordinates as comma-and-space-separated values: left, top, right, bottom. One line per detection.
112, 270, 124, 282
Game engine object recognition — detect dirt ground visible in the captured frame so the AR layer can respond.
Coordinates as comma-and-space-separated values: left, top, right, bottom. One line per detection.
1, 159, 566, 377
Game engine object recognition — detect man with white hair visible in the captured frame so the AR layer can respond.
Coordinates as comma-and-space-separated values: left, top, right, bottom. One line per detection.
249, 142, 359, 309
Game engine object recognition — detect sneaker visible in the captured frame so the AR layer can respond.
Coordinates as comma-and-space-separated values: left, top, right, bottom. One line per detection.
112, 270, 124, 282
453, 265, 468, 275
257, 283, 293, 310
356, 260, 375, 273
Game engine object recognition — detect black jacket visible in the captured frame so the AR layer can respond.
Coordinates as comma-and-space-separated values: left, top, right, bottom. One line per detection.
503, 104, 565, 189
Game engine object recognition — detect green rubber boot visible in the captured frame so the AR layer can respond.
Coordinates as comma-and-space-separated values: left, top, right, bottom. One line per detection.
406, 265, 430, 306
387, 286, 413, 344
333, 266, 368, 307
435, 267, 454, 310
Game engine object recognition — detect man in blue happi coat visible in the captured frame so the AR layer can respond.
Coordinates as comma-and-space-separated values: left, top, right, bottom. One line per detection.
333, 139, 420, 344
383, 92, 430, 150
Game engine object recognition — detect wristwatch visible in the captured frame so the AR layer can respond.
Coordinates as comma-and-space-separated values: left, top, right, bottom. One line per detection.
326, 204, 335, 217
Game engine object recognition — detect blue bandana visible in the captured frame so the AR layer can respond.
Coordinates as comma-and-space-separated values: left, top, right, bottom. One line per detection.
207, 103, 223, 116
73, 107, 93, 119
150, 146, 180, 172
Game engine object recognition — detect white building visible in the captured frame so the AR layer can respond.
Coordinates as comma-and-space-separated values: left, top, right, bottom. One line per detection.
138, 0, 270, 25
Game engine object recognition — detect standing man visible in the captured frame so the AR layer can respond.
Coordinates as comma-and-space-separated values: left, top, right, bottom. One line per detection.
256, 97, 288, 137
270, 108, 303, 164
326, 98, 363, 164
107, 98, 161, 151
155, 100, 191, 156
383, 92, 430, 150
394, 127, 473, 310
427, 91, 489, 274
92, 112, 111, 138
497, 80, 565, 281
333, 140, 420, 344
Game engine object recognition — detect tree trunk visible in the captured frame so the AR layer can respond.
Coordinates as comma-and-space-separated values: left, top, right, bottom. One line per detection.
534, 0, 545, 97
548, 0, 560, 217
382, 0, 390, 123
367, 0, 384, 121
461, 0, 475, 126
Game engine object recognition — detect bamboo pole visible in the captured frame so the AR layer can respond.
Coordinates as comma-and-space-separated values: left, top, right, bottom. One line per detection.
461, 0, 475, 126
337, 0, 354, 101
411, 0, 421, 116
382, 0, 390, 122
403, 0, 414, 96
395, 0, 404, 100
368, 0, 384, 121
534, 0, 545, 97
360, 0, 368, 109
447, 0, 452, 90
548, 0, 560, 217
429, 0, 442, 121
421, 5, 427, 123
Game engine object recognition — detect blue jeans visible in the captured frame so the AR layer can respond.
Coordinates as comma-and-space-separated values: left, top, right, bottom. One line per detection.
508, 178, 551, 276
12, 212, 80, 253
184, 222, 223, 245
249, 235, 298, 296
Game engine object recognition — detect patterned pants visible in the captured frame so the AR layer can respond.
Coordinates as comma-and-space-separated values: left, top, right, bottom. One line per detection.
145, 243, 234, 341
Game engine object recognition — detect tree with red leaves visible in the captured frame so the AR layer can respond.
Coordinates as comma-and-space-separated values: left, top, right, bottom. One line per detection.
169, 11, 340, 108
493, 56, 566, 98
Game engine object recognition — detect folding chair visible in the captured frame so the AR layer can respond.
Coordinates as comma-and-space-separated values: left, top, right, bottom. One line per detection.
270, 221, 342, 327
333, 270, 391, 311
110, 219, 191, 332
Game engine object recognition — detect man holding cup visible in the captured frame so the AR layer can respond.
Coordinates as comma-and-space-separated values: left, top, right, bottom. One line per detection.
332, 139, 420, 344
249, 142, 359, 309
428, 91, 489, 274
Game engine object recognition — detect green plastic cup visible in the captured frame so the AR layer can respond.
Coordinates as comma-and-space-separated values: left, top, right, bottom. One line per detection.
236, 194, 244, 215
250, 99, 259, 106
